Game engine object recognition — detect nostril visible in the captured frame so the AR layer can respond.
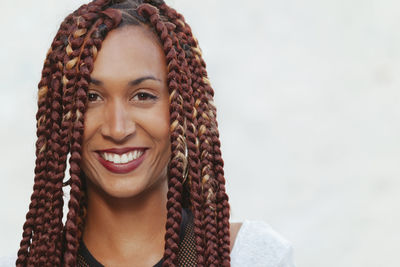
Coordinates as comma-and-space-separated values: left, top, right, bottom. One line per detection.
101, 124, 137, 143
101, 111, 136, 141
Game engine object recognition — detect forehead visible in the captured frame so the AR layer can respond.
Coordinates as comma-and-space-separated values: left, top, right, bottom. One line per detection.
90, 25, 165, 81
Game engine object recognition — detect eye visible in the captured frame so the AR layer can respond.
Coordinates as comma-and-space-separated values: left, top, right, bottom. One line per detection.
132, 92, 157, 101
87, 92, 101, 102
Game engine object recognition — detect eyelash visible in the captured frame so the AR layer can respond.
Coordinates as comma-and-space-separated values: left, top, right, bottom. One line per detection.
87, 91, 158, 103
87, 92, 101, 102
132, 92, 158, 101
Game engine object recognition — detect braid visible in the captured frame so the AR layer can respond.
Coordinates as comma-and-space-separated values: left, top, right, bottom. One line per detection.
196, 52, 231, 265
192, 41, 231, 266
138, 4, 187, 266
61, 8, 101, 266
173, 13, 232, 262
159, 6, 208, 265
17, 63, 49, 266
181, 22, 222, 267
188, 31, 222, 267
19, 0, 231, 266
157, 4, 230, 265
17, 12, 76, 266
17, 1, 122, 265
39, 41, 65, 266
76, 178, 88, 242
63, 4, 122, 266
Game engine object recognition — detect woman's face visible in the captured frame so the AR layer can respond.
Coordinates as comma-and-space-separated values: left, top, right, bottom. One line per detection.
80, 26, 170, 198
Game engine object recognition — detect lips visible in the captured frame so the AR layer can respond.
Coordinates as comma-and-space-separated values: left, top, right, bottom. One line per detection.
95, 147, 147, 174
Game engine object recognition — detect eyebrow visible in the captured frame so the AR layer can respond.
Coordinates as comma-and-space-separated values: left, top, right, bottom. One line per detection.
90, 75, 161, 86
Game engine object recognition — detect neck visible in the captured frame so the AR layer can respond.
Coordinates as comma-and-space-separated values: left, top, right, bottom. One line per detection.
82, 177, 168, 265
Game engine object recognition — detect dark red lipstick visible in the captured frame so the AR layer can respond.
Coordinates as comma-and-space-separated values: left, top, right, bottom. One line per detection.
95, 147, 147, 174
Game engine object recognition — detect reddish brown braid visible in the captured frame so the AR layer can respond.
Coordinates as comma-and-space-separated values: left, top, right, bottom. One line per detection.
157, 8, 219, 266
18, 11, 78, 266
137, 4, 186, 266
139, 5, 208, 265
174, 15, 231, 265
157, 4, 231, 265
191, 30, 232, 267
18, 0, 231, 266
17, 1, 121, 265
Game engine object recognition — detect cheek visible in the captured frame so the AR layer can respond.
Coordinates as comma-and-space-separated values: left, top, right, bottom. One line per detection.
140, 100, 170, 144
154, 111, 170, 151
148, 103, 171, 162
82, 109, 98, 141
159, 103, 171, 146
81, 110, 99, 169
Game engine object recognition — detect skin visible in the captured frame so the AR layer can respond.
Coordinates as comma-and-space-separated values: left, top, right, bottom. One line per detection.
80, 25, 241, 266
81, 25, 170, 266
230, 222, 242, 251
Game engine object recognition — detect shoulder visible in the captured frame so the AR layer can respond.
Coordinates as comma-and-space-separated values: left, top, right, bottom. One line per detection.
230, 220, 296, 267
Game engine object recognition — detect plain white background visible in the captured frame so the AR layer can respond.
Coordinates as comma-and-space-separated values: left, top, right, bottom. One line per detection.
1, 0, 400, 266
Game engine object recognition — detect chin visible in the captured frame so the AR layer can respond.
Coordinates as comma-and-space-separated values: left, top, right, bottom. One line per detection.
83, 165, 169, 201
95, 175, 166, 200
103, 187, 141, 199
99, 179, 148, 199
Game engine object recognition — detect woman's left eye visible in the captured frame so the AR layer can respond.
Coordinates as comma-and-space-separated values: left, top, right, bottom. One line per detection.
88, 92, 101, 102
132, 92, 157, 101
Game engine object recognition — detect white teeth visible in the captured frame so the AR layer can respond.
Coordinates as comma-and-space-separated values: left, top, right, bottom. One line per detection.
101, 150, 144, 164
121, 153, 128, 163
113, 154, 121, 164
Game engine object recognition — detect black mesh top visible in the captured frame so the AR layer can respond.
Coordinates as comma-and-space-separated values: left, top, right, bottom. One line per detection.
77, 208, 197, 267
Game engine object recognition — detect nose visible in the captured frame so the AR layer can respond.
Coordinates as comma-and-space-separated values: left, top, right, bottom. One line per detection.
101, 101, 136, 142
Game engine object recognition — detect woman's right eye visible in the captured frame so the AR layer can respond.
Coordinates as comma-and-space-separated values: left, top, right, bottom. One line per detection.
87, 92, 101, 102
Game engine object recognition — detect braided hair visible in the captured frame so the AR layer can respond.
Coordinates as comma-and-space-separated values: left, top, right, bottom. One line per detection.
17, 0, 230, 266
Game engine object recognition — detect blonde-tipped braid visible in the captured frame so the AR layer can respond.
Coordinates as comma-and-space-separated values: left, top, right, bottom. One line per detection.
138, 5, 188, 265
157, 4, 231, 265
64, 8, 122, 266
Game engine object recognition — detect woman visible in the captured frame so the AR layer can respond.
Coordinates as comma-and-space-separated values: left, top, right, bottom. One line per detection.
14, 0, 295, 266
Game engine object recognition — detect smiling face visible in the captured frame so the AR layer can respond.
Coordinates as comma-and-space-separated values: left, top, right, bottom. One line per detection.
80, 25, 170, 199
